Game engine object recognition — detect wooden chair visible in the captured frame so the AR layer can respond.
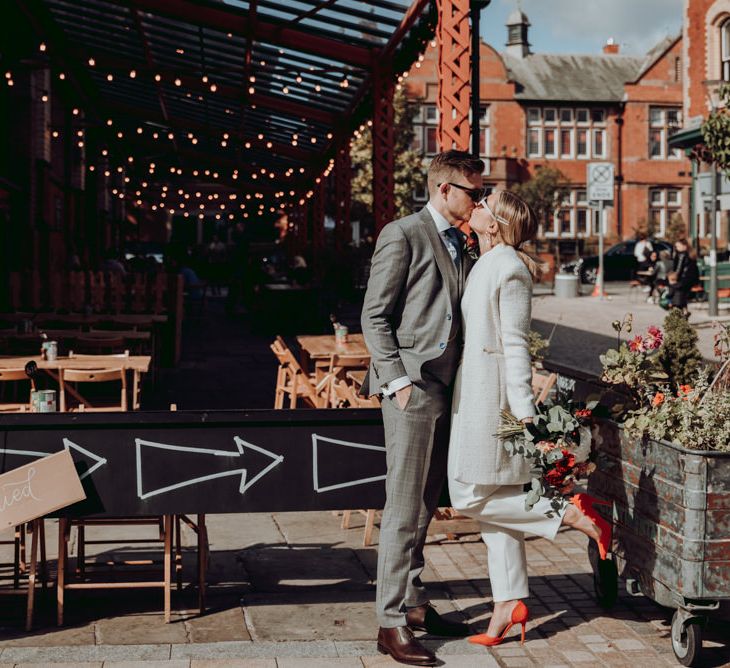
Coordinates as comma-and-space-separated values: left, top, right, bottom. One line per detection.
321, 354, 371, 408
532, 369, 558, 405
0, 368, 35, 412
73, 335, 127, 355
67, 351, 141, 410
270, 336, 329, 408
332, 379, 380, 409
0, 519, 47, 631
59, 368, 127, 412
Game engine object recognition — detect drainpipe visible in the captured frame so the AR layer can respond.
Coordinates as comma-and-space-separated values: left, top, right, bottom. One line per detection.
615, 101, 625, 238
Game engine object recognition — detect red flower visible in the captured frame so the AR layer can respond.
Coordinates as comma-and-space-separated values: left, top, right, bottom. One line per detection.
575, 408, 593, 419
545, 468, 566, 486
643, 326, 664, 351
629, 336, 644, 352
561, 449, 576, 469
678, 384, 692, 396
652, 392, 665, 407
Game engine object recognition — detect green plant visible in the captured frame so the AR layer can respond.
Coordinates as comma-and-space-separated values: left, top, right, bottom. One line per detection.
511, 166, 569, 236
528, 329, 549, 363
701, 83, 730, 176
623, 371, 730, 452
350, 89, 426, 228
498, 401, 598, 514
665, 212, 687, 244
714, 322, 730, 362
658, 309, 703, 391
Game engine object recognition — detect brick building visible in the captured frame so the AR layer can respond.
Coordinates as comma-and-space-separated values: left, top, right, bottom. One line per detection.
669, 0, 730, 248
404, 10, 691, 245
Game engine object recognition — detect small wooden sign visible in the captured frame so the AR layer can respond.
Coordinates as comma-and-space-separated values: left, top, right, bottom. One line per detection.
0, 449, 86, 529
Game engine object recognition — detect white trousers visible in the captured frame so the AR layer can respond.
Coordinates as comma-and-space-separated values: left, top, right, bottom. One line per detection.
448, 478, 564, 602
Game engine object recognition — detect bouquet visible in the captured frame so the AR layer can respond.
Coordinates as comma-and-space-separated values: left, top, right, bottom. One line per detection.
496, 401, 598, 516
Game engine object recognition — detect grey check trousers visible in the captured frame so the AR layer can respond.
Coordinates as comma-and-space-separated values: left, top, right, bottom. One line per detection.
376, 380, 450, 627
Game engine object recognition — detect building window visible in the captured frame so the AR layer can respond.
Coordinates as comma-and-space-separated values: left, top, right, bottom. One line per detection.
723, 18, 730, 82
549, 190, 592, 238
414, 104, 440, 156
413, 181, 428, 202
649, 187, 681, 237
649, 107, 683, 159
525, 106, 607, 159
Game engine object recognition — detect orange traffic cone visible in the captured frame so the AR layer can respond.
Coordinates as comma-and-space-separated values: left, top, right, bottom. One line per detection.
591, 281, 606, 297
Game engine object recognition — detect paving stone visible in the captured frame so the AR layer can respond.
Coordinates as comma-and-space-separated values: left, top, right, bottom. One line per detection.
237, 546, 371, 592
102, 662, 190, 668
14, 663, 102, 668
95, 616, 189, 645
184, 604, 251, 643
0, 621, 98, 647
501, 659, 535, 667
0, 646, 170, 663
277, 659, 363, 667
560, 650, 595, 663
190, 662, 276, 668
171, 641, 338, 659
240, 591, 376, 641
612, 638, 647, 651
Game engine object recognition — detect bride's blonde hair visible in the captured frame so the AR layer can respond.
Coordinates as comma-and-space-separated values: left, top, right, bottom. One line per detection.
491, 190, 545, 282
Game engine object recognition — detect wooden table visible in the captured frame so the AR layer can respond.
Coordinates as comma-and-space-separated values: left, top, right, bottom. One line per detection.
296, 334, 369, 375
0, 355, 151, 410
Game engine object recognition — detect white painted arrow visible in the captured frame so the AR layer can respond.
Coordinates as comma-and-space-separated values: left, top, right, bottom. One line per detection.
135, 437, 284, 500
63, 438, 108, 480
0, 439, 107, 481
312, 434, 386, 493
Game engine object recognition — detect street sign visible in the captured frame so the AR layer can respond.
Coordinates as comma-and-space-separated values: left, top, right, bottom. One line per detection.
587, 162, 614, 202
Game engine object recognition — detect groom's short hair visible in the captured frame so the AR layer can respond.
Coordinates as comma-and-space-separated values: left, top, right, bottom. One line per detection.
427, 151, 484, 194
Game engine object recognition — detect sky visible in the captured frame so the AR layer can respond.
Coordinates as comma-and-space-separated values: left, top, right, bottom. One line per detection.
481, 0, 684, 56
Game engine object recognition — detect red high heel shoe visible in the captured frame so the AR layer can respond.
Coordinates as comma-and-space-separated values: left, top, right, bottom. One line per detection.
570, 493, 612, 560
468, 600, 529, 647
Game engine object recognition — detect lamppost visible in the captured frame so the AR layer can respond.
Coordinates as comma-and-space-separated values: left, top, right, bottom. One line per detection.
704, 80, 722, 317
470, 0, 491, 157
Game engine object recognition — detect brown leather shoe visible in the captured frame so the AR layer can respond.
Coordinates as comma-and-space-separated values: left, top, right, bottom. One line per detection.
406, 603, 470, 637
377, 626, 437, 666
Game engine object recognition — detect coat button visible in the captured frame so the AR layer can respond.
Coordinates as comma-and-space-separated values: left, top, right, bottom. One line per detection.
439, 342, 446, 349
446, 314, 452, 321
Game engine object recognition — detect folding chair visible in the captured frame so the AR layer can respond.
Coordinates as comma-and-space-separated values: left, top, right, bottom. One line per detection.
270, 336, 329, 408
59, 367, 127, 412
0, 368, 35, 412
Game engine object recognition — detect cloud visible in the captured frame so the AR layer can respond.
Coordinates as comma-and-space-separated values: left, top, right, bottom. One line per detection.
490, 0, 683, 55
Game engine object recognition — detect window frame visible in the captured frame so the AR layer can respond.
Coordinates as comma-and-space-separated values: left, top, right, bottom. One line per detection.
722, 18, 730, 83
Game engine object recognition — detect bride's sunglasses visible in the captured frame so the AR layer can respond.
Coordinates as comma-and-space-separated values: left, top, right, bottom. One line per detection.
477, 197, 511, 225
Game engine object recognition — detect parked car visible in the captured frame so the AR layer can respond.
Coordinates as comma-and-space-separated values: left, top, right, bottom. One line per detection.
562, 239, 673, 284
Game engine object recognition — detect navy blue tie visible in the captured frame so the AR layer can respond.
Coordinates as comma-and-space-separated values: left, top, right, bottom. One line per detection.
444, 227, 462, 266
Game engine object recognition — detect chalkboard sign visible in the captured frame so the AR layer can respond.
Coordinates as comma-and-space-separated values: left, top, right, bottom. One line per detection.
0, 409, 387, 516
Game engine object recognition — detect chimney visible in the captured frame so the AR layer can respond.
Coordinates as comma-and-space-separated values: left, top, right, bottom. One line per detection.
603, 37, 620, 55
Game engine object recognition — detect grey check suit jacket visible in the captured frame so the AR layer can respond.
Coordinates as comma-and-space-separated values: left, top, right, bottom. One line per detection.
360, 207, 474, 394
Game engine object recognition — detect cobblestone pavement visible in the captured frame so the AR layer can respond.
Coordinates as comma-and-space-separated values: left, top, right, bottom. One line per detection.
1, 511, 729, 667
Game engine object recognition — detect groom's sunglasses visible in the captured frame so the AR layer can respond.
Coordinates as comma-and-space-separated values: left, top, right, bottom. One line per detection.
439, 182, 487, 203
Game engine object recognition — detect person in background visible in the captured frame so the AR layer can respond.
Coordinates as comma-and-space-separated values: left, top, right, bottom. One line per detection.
634, 232, 654, 292
670, 238, 700, 315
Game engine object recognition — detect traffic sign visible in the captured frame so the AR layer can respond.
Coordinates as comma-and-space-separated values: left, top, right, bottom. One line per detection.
587, 162, 614, 201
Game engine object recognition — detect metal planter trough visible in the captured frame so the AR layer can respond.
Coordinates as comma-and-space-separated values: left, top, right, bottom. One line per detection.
587, 420, 730, 666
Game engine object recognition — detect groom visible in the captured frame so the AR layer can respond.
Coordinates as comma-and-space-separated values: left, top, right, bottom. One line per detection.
361, 150, 485, 665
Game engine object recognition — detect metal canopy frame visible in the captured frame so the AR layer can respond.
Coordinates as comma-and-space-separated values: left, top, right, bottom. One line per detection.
13, 0, 434, 217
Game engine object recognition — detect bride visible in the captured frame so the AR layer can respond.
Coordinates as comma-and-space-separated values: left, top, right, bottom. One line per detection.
448, 190, 611, 646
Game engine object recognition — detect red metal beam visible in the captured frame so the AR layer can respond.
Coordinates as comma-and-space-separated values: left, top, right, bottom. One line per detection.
382, 0, 431, 60
372, 67, 396, 234
116, 0, 375, 68
436, 0, 471, 151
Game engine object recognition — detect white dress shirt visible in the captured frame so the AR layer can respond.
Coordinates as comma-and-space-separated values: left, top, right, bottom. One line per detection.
381, 202, 457, 396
